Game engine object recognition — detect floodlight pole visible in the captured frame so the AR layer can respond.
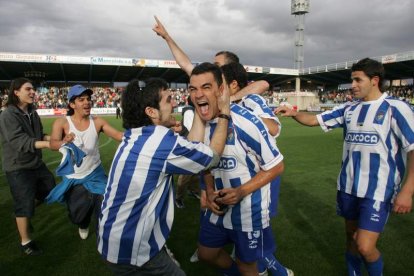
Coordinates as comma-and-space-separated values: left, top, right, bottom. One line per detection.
291, 0, 310, 92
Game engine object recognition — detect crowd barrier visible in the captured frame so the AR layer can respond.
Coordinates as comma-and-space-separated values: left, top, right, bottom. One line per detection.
36, 108, 116, 116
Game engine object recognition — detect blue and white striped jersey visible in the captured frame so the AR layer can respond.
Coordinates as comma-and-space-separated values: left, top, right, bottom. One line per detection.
317, 93, 414, 202
98, 125, 214, 266
205, 104, 283, 231
239, 94, 282, 217
241, 94, 281, 137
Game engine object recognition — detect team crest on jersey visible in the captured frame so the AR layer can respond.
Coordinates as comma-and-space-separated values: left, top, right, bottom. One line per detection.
345, 111, 353, 124
345, 131, 379, 145
374, 111, 385, 124
217, 156, 237, 171
226, 127, 235, 145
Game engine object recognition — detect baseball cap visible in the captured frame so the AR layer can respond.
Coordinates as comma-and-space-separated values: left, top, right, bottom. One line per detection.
68, 84, 93, 101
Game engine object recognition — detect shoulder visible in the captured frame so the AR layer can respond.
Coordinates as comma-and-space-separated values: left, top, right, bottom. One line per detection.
243, 94, 266, 103
231, 105, 264, 130
52, 116, 69, 128
92, 115, 107, 126
0, 106, 17, 120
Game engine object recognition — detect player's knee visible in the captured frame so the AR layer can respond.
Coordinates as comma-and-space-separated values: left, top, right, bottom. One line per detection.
197, 246, 216, 263
356, 240, 375, 257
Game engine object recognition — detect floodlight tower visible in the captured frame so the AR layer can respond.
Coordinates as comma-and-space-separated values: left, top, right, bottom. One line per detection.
291, 0, 310, 91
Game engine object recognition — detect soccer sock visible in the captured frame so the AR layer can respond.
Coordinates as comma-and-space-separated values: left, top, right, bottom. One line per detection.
220, 261, 240, 276
345, 251, 362, 276
259, 253, 288, 276
364, 255, 383, 276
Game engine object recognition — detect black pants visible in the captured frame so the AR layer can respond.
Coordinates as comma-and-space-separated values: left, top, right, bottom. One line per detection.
66, 185, 102, 229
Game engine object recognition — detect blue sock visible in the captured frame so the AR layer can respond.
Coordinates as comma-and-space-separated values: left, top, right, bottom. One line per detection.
364, 255, 383, 276
220, 261, 240, 276
258, 253, 288, 276
345, 251, 362, 276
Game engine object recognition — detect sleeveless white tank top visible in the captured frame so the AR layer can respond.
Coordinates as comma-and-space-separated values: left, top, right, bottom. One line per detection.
66, 115, 101, 179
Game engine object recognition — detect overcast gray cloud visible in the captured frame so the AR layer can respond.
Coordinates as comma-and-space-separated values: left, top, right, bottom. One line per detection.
0, 0, 413, 68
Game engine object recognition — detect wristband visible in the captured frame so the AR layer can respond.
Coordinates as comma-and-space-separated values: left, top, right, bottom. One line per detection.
218, 114, 231, 120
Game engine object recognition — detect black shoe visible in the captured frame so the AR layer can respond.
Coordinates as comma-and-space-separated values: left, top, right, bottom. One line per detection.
188, 190, 201, 200
175, 199, 185, 209
21, 241, 43, 256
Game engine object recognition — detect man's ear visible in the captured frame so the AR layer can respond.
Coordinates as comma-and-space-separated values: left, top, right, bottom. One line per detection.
145, 106, 159, 122
69, 101, 75, 109
371, 76, 380, 87
230, 80, 238, 91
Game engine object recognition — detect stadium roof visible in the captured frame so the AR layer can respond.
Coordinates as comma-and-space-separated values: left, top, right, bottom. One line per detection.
0, 51, 413, 88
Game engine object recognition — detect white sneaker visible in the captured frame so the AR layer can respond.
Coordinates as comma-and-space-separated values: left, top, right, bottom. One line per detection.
287, 268, 294, 276
190, 248, 199, 263
78, 227, 89, 240
165, 245, 180, 267
258, 270, 268, 276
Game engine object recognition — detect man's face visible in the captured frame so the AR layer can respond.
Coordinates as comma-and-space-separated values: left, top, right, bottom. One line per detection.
70, 93, 92, 116
156, 88, 175, 127
351, 71, 377, 101
189, 72, 221, 122
15, 82, 35, 106
214, 54, 227, 66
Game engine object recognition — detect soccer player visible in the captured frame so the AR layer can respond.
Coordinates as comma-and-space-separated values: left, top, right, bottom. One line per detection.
189, 62, 284, 275
221, 62, 292, 276
46, 84, 123, 240
98, 78, 230, 275
275, 58, 414, 276
152, 15, 269, 101
0, 78, 55, 255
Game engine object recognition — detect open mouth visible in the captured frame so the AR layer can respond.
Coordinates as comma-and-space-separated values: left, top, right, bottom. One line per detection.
197, 102, 209, 116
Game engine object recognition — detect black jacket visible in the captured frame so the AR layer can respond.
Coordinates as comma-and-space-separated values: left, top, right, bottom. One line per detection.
0, 105, 45, 172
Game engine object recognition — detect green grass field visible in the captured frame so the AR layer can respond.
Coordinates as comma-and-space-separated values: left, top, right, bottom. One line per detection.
1, 116, 413, 275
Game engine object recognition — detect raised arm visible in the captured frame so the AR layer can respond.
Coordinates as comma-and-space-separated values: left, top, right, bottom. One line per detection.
393, 150, 414, 214
153, 16, 194, 76
98, 117, 123, 142
187, 111, 205, 142
230, 80, 269, 102
275, 105, 319, 126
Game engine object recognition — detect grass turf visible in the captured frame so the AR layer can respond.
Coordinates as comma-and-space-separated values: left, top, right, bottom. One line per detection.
0, 116, 413, 275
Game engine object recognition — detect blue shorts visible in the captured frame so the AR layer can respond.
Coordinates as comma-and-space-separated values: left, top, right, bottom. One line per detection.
198, 219, 275, 263
336, 191, 391, 233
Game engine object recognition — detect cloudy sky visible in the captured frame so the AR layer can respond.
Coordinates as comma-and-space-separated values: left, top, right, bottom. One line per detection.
1, 0, 413, 69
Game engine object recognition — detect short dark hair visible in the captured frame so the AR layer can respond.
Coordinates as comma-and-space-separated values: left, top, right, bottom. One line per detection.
215, 51, 240, 64
7, 78, 33, 107
351, 58, 385, 89
122, 78, 168, 129
221, 62, 248, 90
191, 62, 223, 87
66, 92, 92, 116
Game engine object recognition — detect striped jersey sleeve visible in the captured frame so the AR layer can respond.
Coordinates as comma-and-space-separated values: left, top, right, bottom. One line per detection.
241, 94, 282, 137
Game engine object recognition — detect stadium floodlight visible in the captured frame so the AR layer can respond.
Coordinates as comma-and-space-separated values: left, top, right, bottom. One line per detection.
291, 0, 310, 92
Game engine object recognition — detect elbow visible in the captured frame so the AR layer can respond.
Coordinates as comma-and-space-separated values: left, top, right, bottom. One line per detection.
277, 161, 285, 175
49, 141, 60, 151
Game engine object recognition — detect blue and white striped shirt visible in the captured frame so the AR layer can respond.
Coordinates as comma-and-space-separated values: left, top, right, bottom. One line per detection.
317, 93, 414, 202
205, 104, 283, 231
98, 126, 214, 266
